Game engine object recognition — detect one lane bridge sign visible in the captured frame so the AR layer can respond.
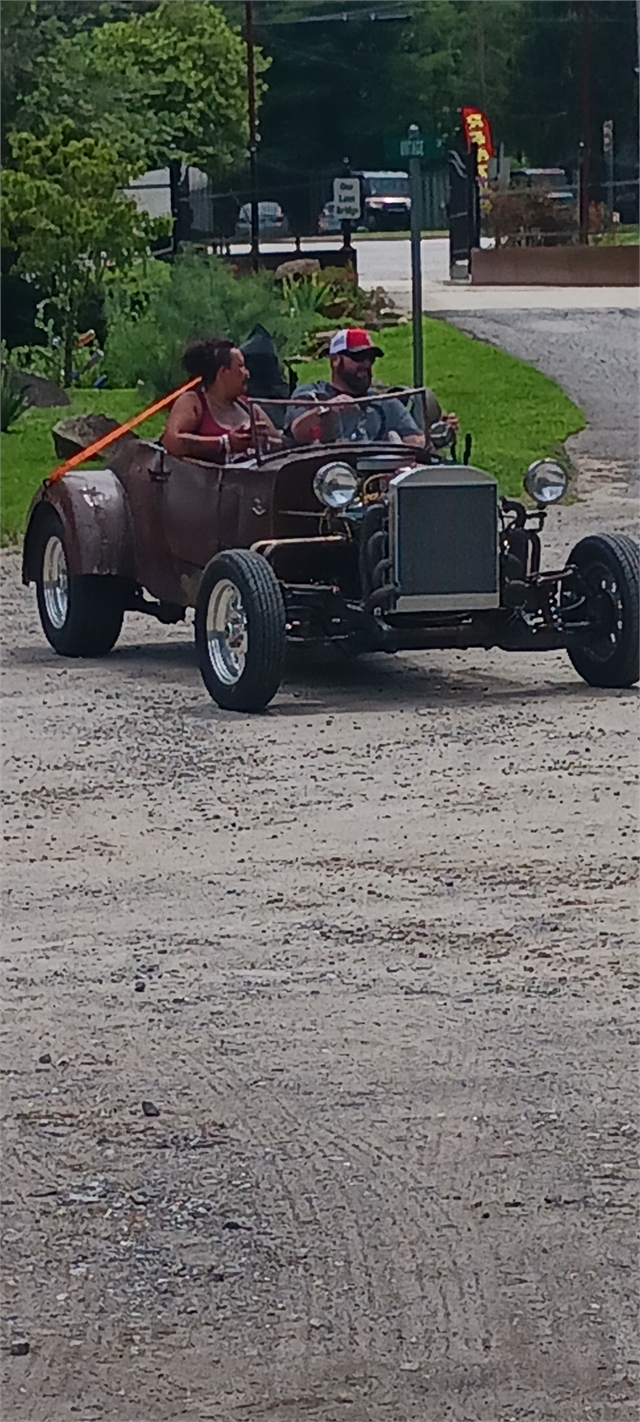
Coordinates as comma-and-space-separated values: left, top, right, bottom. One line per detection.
333, 176, 361, 220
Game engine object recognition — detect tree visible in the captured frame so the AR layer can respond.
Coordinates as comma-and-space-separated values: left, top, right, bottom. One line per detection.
19, 1, 264, 177
504, 1, 639, 189
1, 1, 161, 156
2, 123, 163, 382
210, 0, 526, 233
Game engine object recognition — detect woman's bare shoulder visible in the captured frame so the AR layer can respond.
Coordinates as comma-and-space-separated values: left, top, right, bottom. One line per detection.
165, 389, 202, 432
171, 388, 201, 414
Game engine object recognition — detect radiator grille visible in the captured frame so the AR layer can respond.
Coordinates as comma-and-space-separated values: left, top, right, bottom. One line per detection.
391, 466, 499, 610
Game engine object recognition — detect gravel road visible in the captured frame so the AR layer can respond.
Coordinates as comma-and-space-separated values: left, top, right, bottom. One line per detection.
2, 321, 638, 1421
441, 307, 639, 472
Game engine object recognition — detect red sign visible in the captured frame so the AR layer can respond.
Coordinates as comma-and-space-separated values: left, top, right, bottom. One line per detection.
461, 107, 494, 180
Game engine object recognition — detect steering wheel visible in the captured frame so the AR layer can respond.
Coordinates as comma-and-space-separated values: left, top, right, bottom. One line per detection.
332, 399, 386, 443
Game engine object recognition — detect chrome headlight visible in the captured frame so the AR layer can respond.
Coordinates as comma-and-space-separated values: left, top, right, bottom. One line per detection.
523, 459, 567, 505
313, 461, 358, 510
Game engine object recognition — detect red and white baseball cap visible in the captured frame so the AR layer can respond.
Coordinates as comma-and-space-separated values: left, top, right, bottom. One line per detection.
329, 328, 383, 358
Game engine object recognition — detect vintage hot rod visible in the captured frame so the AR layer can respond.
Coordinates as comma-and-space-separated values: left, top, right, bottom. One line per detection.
23, 391, 639, 711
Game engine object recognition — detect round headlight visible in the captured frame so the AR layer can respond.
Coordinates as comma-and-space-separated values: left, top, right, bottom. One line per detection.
313, 461, 358, 510
523, 459, 568, 505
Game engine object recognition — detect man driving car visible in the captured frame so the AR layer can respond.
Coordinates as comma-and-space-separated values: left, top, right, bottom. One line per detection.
286, 328, 429, 447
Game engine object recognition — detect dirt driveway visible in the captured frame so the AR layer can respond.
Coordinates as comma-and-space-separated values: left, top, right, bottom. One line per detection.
1, 437, 638, 1420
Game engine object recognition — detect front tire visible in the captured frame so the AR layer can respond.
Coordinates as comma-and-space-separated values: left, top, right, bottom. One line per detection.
34, 509, 124, 657
195, 549, 286, 711
567, 533, 639, 688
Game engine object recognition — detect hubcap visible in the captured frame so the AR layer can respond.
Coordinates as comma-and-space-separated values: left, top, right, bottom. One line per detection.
206, 579, 248, 685
42, 535, 69, 630
583, 563, 624, 662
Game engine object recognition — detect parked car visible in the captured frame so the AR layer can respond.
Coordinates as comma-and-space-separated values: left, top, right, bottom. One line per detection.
235, 201, 289, 240
358, 171, 411, 231
23, 392, 639, 711
511, 168, 575, 204
318, 201, 344, 235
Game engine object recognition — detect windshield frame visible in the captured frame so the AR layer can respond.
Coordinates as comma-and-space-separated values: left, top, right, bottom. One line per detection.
245, 387, 429, 465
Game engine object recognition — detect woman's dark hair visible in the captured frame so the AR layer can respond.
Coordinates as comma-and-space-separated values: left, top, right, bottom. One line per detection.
182, 337, 235, 385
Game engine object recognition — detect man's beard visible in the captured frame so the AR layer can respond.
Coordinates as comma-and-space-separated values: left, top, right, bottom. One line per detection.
335, 357, 371, 396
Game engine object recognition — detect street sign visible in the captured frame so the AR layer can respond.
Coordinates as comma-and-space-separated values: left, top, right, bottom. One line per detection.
333, 176, 361, 220
384, 133, 443, 165
400, 135, 424, 159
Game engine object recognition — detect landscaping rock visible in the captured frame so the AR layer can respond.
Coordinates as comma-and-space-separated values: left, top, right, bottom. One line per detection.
274, 258, 321, 280
11, 371, 69, 408
52, 413, 135, 462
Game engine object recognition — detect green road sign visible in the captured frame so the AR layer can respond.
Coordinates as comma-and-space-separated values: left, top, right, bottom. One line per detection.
400, 136, 424, 159
384, 133, 444, 166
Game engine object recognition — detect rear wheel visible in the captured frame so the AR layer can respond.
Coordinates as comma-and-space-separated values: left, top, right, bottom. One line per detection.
195, 549, 286, 711
567, 533, 639, 687
34, 509, 124, 657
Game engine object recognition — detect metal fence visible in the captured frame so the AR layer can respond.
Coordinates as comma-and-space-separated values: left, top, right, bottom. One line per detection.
126, 166, 452, 243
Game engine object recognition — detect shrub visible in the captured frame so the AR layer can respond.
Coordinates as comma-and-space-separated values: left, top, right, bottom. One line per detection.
103, 252, 312, 395
10, 301, 65, 388
484, 189, 577, 247
1, 347, 31, 432
279, 266, 369, 330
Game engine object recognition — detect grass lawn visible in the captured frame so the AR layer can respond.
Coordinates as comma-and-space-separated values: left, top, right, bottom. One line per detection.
1, 389, 165, 543
1, 317, 584, 543
353, 229, 448, 241
594, 225, 639, 247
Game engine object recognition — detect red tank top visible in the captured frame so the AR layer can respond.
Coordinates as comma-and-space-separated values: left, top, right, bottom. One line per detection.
195, 388, 248, 436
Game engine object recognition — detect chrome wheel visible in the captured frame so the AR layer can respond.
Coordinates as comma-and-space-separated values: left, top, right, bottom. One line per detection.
42, 534, 69, 630
206, 578, 248, 685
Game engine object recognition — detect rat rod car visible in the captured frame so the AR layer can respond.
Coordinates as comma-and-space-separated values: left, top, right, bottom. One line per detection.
23, 389, 639, 711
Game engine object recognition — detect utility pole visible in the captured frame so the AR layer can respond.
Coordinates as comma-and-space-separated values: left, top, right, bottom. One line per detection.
603, 120, 614, 226
476, 0, 487, 112
408, 125, 424, 389
245, 1, 260, 272
578, 0, 591, 245
341, 156, 352, 252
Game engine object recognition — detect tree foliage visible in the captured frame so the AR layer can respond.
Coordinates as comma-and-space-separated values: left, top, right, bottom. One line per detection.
103, 252, 311, 396
206, 0, 639, 233
18, 1, 264, 177
2, 124, 163, 381
1, 1, 160, 157
505, 1, 639, 179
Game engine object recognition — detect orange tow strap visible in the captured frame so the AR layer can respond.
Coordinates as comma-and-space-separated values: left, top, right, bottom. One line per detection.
46, 378, 200, 484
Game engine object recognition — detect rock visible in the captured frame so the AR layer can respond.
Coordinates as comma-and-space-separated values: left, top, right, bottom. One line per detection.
38, 1052, 52, 1065
11, 371, 69, 408
141, 1100, 160, 1117
274, 257, 321, 280
10, 1340, 30, 1356
51, 413, 122, 461
134, 981, 146, 993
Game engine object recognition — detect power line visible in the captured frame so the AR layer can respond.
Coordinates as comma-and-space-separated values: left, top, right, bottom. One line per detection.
253, 6, 411, 26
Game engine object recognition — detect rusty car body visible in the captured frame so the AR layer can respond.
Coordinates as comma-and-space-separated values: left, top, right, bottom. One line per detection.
23, 391, 639, 710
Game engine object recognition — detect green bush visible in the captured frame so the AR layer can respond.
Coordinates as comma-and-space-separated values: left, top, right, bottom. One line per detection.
103, 253, 312, 396
10, 301, 65, 388
0, 346, 30, 432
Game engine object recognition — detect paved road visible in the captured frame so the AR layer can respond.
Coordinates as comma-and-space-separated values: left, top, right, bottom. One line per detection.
233, 235, 640, 312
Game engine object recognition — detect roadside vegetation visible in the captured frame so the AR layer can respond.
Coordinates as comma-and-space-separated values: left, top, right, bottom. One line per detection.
1, 312, 583, 544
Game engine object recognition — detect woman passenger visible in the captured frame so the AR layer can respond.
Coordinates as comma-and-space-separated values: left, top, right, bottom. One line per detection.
162, 337, 281, 462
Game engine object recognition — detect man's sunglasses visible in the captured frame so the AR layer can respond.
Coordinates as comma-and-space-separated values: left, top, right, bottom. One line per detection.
344, 349, 376, 364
